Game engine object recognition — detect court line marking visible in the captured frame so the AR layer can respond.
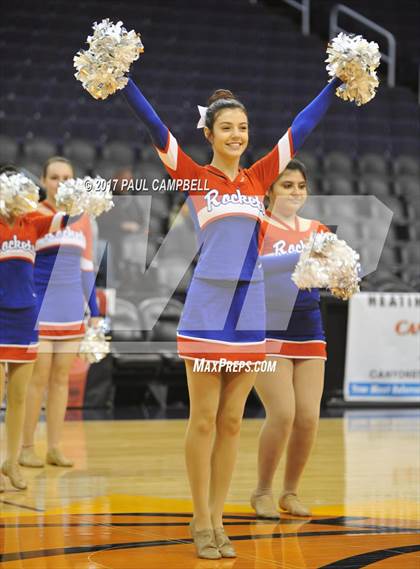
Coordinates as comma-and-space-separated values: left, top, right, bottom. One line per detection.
318, 544, 420, 569
0, 500, 45, 512
1, 528, 420, 563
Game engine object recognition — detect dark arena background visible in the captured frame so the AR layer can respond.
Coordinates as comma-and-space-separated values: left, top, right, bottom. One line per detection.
0, 1, 419, 567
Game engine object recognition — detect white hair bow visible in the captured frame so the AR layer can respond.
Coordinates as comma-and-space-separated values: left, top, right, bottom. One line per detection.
196, 105, 208, 129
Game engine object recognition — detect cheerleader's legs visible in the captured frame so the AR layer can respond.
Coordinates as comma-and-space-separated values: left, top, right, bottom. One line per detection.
184, 361, 256, 531
0, 363, 5, 408
184, 361, 221, 530
5, 362, 34, 463
209, 368, 257, 529
254, 358, 295, 493
283, 359, 324, 494
22, 341, 53, 449
46, 340, 79, 453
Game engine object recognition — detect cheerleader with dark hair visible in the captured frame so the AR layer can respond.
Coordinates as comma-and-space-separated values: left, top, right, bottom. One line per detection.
77, 20, 379, 556
113, 73, 342, 558
251, 160, 331, 518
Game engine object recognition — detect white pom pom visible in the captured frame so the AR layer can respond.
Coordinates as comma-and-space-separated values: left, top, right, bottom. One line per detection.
292, 232, 361, 300
55, 178, 87, 215
83, 177, 114, 217
0, 173, 39, 217
56, 177, 114, 217
326, 32, 381, 105
74, 19, 144, 100
79, 321, 110, 363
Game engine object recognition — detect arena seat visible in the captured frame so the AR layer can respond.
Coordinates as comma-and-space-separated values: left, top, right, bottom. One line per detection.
395, 176, 420, 203
23, 137, 57, 164
62, 138, 97, 168
358, 153, 389, 177
358, 175, 392, 197
394, 155, 420, 177
92, 160, 119, 180
322, 175, 354, 195
323, 152, 353, 176
294, 150, 319, 176
157, 258, 194, 300
0, 135, 19, 163
102, 141, 136, 167
111, 298, 143, 343
17, 158, 42, 178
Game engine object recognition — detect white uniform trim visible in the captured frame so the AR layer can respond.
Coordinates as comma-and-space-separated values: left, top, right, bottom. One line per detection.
0, 249, 35, 262
49, 212, 65, 234
197, 202, 264, 228
81, 258, 94, 271
177, 333, 265, 346
157, 132, 178, 171
277, 130, 293, 173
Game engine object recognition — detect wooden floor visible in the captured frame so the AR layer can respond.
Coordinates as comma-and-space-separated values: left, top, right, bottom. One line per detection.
0, 411, 419, 568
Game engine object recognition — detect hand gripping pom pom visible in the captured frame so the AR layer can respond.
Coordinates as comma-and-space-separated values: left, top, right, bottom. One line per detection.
55, 177, 114, 217
74, 19, 144, 100
0, 173, 39, 217
292, 232, 361, 300
55, 178, 87, 215
79, 320, 110, 364
326, 33, 380, 105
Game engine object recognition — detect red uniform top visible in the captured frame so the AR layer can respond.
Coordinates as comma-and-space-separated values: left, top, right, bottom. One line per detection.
156, 129, 295, 281
0, 212, 64, 308
260, 210, 330, 310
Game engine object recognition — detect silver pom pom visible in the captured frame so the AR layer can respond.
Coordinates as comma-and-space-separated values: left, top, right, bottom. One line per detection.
83, 177, 114, 217
55, 177, 114, 217
55, 178, 87, 215
74, 19, 144, 100
79, 321, 110, 364
326, 33, 380, 105
0, 173, 39, 217
292, 232, 361, 300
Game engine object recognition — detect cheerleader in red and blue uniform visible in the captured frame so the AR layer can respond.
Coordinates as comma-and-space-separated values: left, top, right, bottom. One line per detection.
114, 73, 341, 557
251, 159, 330, 519
20, 157, 100, 470
0, 167, 69, 492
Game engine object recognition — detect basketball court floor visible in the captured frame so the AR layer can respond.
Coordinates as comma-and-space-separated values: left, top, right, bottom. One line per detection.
0, 410, 419, 568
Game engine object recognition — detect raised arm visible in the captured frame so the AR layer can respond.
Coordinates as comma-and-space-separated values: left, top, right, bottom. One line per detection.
122, 78, 202, 184
249, 78, 342, 188
291, 78, 341, 152
122, 78, 168, 150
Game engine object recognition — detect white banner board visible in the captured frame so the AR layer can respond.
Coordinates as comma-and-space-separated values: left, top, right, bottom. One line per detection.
344, 292, 420, 402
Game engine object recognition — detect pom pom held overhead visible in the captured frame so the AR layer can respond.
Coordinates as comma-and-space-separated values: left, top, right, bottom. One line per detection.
326, 32, 380, 106
74, 19, 144, 100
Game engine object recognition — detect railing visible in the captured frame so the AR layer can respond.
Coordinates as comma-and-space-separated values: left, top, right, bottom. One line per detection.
283, 0, 311, 36
330, 4, 396, 88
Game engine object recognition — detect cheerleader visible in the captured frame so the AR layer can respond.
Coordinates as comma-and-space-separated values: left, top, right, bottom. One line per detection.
20, 157, 100, 469
111, 70, 343, 558
0, 166, 69, 491
251, 159, 330, 518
